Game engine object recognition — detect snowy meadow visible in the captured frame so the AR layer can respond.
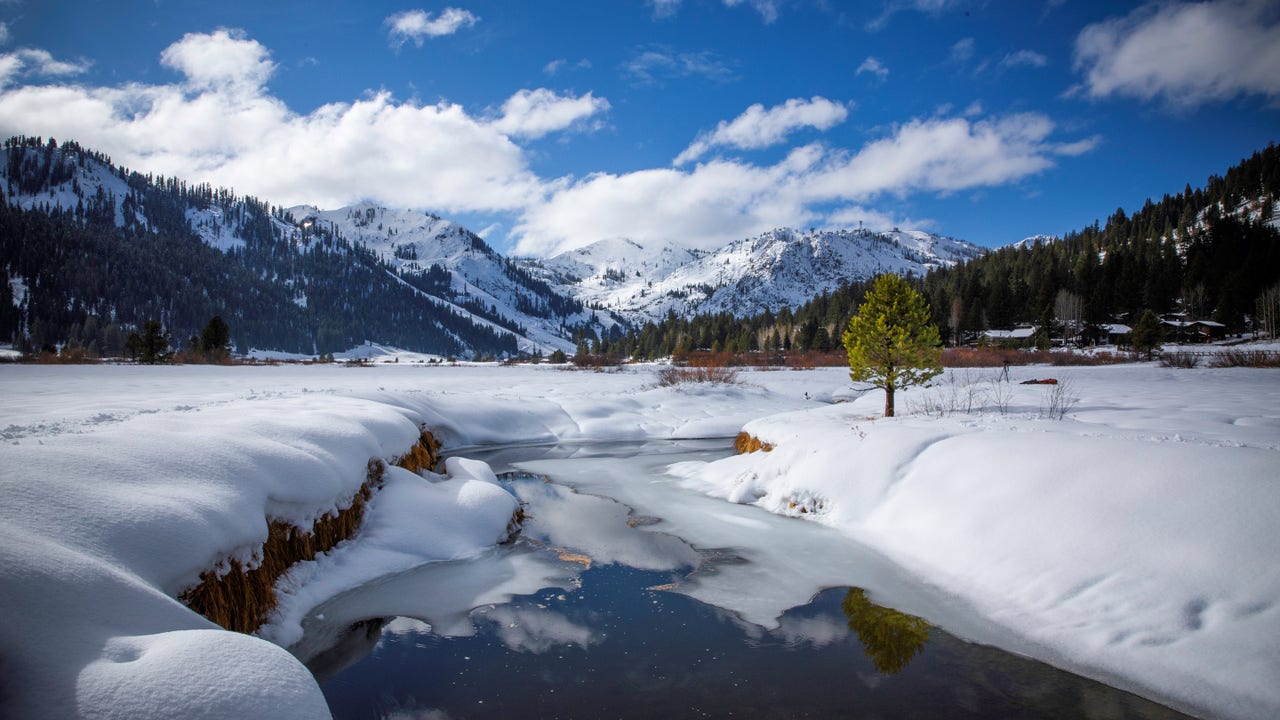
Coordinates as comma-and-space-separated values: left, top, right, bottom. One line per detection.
1, 358, 1277, 719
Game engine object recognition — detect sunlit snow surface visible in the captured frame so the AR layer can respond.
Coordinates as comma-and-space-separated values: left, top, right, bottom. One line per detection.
1, 360, 1278, 719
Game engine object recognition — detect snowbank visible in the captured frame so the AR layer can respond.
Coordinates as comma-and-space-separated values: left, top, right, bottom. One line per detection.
0, 363, 824, 718
0, 386, 521, 719
670, 365, 1280, 720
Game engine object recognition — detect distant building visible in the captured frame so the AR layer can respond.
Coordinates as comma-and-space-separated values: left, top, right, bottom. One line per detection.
1161, 315, 1226, 343
1101, 323, 1132, 346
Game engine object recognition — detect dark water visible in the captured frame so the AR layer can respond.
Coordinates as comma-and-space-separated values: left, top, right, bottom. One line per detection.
309, 442, 1194, 720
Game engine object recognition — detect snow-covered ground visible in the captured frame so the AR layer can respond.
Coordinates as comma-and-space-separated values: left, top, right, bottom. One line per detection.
672, 364, 1280, 720
1, 360, 1276, 719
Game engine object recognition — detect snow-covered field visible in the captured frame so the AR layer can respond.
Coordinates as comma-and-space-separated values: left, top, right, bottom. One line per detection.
1, 360, 1277, 719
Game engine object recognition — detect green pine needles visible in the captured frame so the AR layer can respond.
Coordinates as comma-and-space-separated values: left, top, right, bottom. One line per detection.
842, 274, 943, 417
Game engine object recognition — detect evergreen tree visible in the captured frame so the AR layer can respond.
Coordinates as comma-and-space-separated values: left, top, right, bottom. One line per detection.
1130, 310, 1163, 360
199, 315, 231, 360
842, 274, 942, 418
133, 320, 173, 364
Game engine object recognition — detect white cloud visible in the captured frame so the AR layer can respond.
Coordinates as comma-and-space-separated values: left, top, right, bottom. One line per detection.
826, 205, 923, 232
488, 88, 610, 139
674, 96, 848, 165
723, 0, 781, 23
805, 113, 1068, 199
0, 32, 545, 212
386, 7, 479, 48
649, 0, 780, 22
0, 47, 92, 87
1073, 0, 1280, 106
868, 0, 963, 31
543, 58, 591, 76
649, 0, 682, 19
518, 111, 1087, 255
0, 22, 9, 45
623, 47, 735, 85
1000, 49, 1048, 69
514, 148, 823, 256
950, 37, 976, 64
160, 29, 274, 93
856, 56, 889, 80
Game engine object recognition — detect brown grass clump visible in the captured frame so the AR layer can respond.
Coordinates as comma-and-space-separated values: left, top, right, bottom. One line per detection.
179, 459, 386, 634
1207, 349, 1280, 368
395, 426, 442, 475
734, 431, 774, 454
657, 365, 740, 386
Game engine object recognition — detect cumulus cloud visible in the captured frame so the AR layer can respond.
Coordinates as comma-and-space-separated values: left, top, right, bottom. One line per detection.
514, 148, 823, 256
0, 31, 568, 212
160, 29, 274, 92
623, 47, 735, 85
386, 7, 479, 47
804, 113, 1070, 199
674, 96, 849, 166
488, 88, 610, 139
856, 56, 889, 80
1073, 0, 1280, 106
517, 111, 1087, 255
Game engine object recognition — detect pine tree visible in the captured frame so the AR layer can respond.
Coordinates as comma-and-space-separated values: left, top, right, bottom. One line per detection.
199, 315, 231, 360
842, 274, 942, 418
1130, 309, 1163, 360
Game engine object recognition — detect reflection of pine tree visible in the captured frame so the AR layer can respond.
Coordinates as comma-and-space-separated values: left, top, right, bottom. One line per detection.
841, 588, 930, 675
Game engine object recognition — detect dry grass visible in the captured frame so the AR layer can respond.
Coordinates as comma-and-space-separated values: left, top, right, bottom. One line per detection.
395, 427, 442, 475
179, 459, 386, 634
943, 347, 1131, 368
1207, 349, 1280, 368
734, 431, 774, 453
656, 365, 740, 386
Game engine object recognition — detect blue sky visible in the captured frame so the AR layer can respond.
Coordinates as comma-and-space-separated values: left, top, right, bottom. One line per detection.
1, 1, 1278, 255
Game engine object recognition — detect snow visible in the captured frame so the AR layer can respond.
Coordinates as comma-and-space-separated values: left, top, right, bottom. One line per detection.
1, 361, 1276, 719
519, 227, 984, 323
669, 364, 1280, 720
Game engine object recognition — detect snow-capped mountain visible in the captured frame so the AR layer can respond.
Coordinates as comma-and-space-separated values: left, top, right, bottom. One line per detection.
286, 202, 621, 353
519, 227, 986, 323
1009, 234, 1059, 250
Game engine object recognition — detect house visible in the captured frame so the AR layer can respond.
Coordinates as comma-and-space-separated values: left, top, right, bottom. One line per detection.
1102, 323, 1132, 346
1161, 316, 1227, 343
980, 326, 1037, 345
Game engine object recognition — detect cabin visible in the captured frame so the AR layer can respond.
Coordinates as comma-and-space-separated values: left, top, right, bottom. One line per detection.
1101, 323, 1132, 346
1161, 316, 1227, 343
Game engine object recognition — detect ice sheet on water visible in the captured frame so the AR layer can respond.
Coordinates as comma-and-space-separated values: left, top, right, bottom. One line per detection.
289, 545, 579, 667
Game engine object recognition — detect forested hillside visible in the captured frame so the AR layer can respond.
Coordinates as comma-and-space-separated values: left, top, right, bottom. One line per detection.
616, 145, 1280, 359
0, 136, 543, 357
922, 145, 1280, 344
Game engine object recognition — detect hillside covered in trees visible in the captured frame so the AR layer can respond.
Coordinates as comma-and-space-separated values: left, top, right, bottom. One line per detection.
0, 136, 579, 358
612, 145, 1280, 360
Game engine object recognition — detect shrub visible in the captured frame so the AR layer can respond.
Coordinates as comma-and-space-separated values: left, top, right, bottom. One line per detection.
656, 365, 740, 386
1160, 351, 1201, 368
1207, 350, 1280, 368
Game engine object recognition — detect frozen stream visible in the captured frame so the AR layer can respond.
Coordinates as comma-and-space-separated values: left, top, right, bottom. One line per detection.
295, 440, 1191, 719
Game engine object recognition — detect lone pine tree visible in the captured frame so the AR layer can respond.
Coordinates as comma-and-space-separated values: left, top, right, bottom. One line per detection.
842, 274, 943, 418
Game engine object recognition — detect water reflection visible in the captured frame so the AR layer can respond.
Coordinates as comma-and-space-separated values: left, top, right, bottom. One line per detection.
841, 587, 931, 675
